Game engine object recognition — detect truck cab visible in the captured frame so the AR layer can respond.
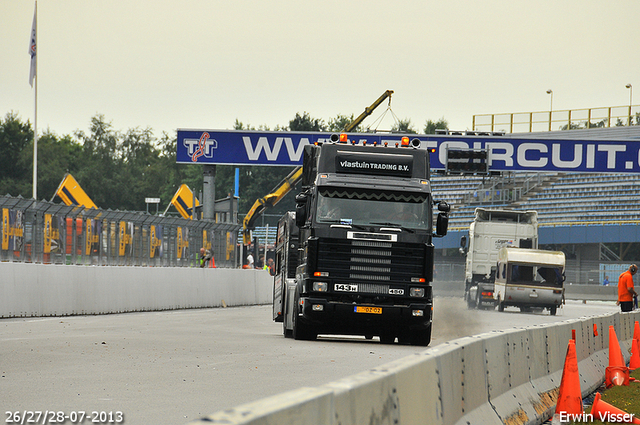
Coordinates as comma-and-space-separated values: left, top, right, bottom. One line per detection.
274, 136, 449, 346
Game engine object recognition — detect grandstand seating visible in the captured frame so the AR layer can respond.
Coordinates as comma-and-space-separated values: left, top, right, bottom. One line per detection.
432, 172, 640, 230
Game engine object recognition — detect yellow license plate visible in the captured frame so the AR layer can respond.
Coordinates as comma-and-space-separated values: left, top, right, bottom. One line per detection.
354, 306, 382, 314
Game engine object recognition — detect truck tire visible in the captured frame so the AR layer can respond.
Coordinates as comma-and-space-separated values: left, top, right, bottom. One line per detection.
380, 331, 395, 344
293, 313, 316, 340
410, 325, 432, 346
498, 299, 505, 312
465, 291, 476, 309
550, 305, 557, 316
283, 321, 293, 338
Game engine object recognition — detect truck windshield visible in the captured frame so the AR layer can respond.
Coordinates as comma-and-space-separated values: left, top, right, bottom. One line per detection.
315, 188, 430, 230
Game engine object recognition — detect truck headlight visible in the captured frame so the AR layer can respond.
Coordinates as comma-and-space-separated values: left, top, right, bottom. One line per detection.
313, 282, 328, 292
410, 287, 425, 297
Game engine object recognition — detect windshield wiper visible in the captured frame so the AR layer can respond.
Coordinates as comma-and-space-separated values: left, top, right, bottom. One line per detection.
370, 221, 415, 233
321, 219, 368, 230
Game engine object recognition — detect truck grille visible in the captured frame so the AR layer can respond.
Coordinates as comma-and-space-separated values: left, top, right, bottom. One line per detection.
355, 283, 390, 294
316, 238, 426, 284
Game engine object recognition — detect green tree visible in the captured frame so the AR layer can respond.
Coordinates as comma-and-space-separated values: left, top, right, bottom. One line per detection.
116, 126, 164, 210
424, 118, 449, 134
37, 132, 83, 200
327, 114, 364, 132
0, 112, 33, 196
391, 118, 417, 134
288, 112, 326, 132
73, 115, 122, 208
233, 119, 272, 131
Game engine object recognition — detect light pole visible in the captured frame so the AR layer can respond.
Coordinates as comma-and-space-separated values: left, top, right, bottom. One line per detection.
546, 90, 553, 131
626, 84, 633, 126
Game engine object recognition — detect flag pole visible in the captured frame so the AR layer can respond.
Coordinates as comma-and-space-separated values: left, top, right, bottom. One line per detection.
31, 1, 38, 200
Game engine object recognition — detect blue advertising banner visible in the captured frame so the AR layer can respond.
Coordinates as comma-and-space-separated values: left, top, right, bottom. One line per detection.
177, 129, 640, 173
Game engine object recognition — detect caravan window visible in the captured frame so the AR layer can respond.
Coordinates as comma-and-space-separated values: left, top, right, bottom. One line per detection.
508, 263, 563, 287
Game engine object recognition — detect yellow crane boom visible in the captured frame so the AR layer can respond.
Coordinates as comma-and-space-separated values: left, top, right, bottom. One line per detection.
242, 167, 302, 245
344, 90, 393, 132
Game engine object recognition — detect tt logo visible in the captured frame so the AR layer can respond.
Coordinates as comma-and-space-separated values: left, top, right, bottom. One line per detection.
184, 132, 218, 162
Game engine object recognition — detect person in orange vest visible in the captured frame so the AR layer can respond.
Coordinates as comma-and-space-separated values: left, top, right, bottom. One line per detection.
617, 264, 638, 312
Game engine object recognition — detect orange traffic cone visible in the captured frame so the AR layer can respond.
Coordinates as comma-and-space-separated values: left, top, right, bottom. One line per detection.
609, 326, 626, 368
606, 326, 630, 387
630, 338, 640, 371
634, 321, 640, 344
553, 339, 583, 422
590, 392, 640, 424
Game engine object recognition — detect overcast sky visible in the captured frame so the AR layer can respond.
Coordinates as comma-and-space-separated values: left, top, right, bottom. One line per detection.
2, 0, 639, 139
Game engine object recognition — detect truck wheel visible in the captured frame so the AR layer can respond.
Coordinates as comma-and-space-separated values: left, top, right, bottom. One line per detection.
283, 321, 293, 338
466, 291, 476, 309
293, 313, 316, 340
498, 300, 505, 312
282, 297, 293, 338
380, 331, 395, 344
550, 306, 557, 316
410, 326, 432, 346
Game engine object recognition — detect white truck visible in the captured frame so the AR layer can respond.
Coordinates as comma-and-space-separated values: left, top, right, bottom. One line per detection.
494, 247, 565, 315
462, 208, 538, 309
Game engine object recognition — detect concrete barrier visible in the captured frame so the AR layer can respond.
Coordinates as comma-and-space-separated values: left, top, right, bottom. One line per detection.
564, 284, 618, 301
187, 311, 640, 425
0, 262, 273, 317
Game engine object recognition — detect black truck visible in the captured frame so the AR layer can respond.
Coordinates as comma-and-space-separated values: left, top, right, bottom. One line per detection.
272, 134, 449, 346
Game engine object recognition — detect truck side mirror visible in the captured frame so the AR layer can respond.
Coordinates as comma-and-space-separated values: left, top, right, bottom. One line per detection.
435, 212, 449, 237
437, 200, 450, 213
433, 200, 449, 238
295, 193, 308, 227
459, 235, 467, 254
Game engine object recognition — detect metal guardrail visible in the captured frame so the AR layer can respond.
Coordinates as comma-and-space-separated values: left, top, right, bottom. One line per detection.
473, 104, 640, 133
0, 195, 240, 268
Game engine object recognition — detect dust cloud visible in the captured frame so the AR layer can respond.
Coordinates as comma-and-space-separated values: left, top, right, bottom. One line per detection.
431, 296, 485, 343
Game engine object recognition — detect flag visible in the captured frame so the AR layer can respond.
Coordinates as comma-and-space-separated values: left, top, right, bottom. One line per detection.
29, 3, 37, 87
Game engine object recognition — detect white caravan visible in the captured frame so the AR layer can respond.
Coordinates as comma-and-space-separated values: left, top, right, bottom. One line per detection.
494, 247, 565, 315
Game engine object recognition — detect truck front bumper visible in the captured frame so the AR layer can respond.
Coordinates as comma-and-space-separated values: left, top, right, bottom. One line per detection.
298, 297, 432, 334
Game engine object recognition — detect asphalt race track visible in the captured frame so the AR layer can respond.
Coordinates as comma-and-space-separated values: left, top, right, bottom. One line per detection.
1, 298, 619, 424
